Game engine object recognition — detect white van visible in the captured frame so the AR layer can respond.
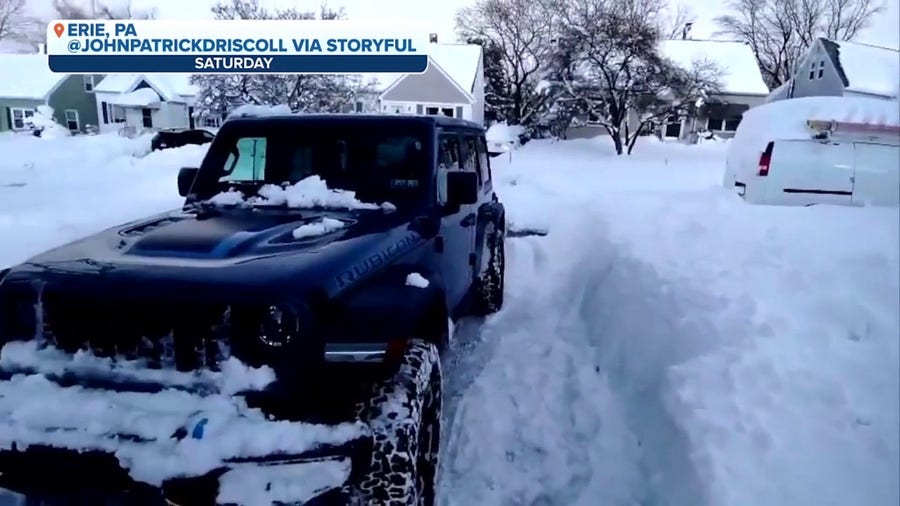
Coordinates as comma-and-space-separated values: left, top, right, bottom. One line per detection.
723, 96, 900, 207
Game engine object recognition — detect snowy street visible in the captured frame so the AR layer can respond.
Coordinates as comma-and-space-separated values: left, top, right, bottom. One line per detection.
1, 132, 898, 505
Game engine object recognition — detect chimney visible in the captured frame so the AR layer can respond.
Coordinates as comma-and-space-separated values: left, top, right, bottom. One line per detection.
429, 33, 438, 43
682, 22, 693, 40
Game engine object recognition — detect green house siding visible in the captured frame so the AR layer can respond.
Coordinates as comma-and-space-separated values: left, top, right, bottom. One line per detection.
0, 98, 44, 133
47, 74, 103, 133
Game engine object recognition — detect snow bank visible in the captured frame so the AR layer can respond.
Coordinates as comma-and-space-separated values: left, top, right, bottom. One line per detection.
292, 217, 346, 239
217, 459, 351, 505
486, 122, 525, 145
210, 175, 382, 211
0, 133, 206, 268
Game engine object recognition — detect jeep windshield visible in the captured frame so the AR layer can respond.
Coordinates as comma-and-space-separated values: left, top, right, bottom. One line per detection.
195, 121, 433, 211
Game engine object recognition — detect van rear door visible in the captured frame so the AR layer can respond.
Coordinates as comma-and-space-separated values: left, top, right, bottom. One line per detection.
767, 139, 854, 205
852, 142, 900, 206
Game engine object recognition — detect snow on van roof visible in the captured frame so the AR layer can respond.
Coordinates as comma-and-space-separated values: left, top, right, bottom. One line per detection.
661, 40, 770, 96
735, 96, 900, 143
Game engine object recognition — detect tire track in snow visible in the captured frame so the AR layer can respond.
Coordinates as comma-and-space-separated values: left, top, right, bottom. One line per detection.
440, 209, 725, 506
438, 216, 646, 506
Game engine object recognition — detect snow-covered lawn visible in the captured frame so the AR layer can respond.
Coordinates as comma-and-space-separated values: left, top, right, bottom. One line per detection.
0, 132, 896, 506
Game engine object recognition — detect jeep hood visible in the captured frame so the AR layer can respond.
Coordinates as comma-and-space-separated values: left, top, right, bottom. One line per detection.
10, 208, 427, 298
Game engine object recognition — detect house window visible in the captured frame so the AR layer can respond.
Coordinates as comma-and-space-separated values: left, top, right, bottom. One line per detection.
101, 101, 109, 123
442, 107, 454, 118
354, 101, 363, 113
723, 117, 741, 131
9, 107, 35, 130
83, 75, 94, 92
425, 106, 439, 115
204, 116, 220, 127
707, 118, 723, 131
141, 108, 152, 128
64, 110, 80, 131
809, 61, 816, 80
817, 60, 825, 79
106, 103, 125, 123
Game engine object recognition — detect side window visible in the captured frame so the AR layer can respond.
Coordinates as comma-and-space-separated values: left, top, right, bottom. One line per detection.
220, 137, 267, 182
475, 136, 491, 184
438, 134, 461, 170
463, 135, 481, 185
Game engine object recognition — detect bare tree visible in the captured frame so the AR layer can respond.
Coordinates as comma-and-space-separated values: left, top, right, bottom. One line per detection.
0, 0, 41, 48
51, 0, 156, 19
545, 0, 722, 154
715, 0, 883, 88
662, 3, 697, 39
455, 0, 556, 127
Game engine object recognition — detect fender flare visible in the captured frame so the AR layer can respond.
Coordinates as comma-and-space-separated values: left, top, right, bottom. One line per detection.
329, 269, 450, 351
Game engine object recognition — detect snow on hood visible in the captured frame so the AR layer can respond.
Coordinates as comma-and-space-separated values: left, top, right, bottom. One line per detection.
0, 342, 367, 488
208, 175, 391, 211
293, 217, 347, 239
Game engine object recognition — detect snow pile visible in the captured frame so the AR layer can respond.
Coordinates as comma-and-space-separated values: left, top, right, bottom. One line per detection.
28, 106, 70, 139
292, 217, 347, 239
0, 340, 275, 396
0, 372, 366, 486
0, 133, 205, 268
486, 122, 525, 154
226, 104, 293, 120
210, 176, 382, 211
405, 272, 429, 288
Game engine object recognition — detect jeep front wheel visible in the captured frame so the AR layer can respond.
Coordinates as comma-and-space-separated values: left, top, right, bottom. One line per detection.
348, 339, 442, 505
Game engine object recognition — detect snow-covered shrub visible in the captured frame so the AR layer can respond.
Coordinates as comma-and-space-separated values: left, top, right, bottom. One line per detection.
28, 106, 70, 139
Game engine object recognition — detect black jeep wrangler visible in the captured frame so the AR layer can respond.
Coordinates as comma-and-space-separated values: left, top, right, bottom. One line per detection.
0, 114, 506, 505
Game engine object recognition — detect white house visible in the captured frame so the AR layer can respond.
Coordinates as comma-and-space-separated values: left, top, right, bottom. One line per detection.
355, 42, 486, 125
92, 73, 201, 135
568, 39, 771, 141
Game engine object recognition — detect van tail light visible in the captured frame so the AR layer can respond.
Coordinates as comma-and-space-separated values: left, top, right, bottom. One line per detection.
757, 141, 774, 176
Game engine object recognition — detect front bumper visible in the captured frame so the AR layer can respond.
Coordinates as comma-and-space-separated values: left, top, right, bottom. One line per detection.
0, 341, 373, 505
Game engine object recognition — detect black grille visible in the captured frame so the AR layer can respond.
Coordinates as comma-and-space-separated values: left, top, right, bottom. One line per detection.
40, 290, 232, 372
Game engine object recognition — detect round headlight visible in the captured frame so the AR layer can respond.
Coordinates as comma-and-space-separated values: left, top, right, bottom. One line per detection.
258, 305, 299, 347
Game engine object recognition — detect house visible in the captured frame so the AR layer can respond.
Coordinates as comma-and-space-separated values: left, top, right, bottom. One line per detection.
767, 38, 899, 103
355, 42, 486, 125
92, 73, 202, 136
567, 39, 771, 142
0, 54, 103, 134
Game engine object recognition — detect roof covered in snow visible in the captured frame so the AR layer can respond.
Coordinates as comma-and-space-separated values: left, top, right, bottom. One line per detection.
661, 40, 770, 96
427, 43, 483, 93
822, 39, 899, 98
94, 73, 198, 101
0, 54, 66, 101
108, 87, 162, 107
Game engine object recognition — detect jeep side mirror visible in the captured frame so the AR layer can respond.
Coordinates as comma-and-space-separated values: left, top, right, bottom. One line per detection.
178, 167, 199, 197
446, 171, 478, 206
488, 151, 504, 158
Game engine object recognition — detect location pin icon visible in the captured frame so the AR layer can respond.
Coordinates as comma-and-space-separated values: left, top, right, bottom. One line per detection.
53, 23, 64, 38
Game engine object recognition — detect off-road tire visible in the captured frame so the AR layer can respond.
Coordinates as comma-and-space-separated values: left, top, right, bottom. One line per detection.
343, 339, 442, 505
470, 222, 505, 316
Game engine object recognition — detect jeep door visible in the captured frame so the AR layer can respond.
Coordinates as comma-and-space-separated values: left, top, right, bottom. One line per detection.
437, 131, 477, 310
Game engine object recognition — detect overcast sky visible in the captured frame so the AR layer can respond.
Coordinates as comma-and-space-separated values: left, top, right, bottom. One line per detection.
31, 0, 900, 49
